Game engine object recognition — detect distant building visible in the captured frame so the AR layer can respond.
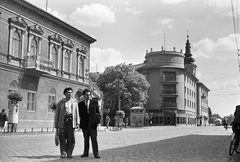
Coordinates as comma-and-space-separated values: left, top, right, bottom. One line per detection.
0, 0, 103, 130
134, 36, 210, 126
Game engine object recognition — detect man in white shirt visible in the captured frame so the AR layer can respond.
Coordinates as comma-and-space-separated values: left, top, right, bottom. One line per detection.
54, 87, 80, 158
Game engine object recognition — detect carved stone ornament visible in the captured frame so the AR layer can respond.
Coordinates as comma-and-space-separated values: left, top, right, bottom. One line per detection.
27, 24, 44, 35
63, 39, 74, 49
8, 16, 27, 28
77, 46, 88, 54
48, 34, 63, 44
7, 55, 12, 63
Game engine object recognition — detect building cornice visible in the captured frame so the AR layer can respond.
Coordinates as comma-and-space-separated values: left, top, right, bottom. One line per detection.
2, 0, 96, 44
197, 82, 210, 92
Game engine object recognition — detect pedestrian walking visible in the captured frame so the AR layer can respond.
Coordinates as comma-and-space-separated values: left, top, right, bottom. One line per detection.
125, 117, 129, 128
106, 115, 110, 129
0, 109, 8, 132
232, 105, 240, 132
54, 87, 80, 158
78, 88, 101, 159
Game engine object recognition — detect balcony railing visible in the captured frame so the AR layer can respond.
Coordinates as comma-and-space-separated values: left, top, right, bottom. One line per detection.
24, 55, 54, 73
162, 102, 177, 107
160, 76, 176, 82
161, 90, 177, 94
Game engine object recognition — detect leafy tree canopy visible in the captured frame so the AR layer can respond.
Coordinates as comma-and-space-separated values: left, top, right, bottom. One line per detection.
89, 72, 100, 82
96, 63, 150, 118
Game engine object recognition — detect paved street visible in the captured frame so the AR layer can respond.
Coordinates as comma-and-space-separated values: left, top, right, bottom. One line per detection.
0, 126, 238, 162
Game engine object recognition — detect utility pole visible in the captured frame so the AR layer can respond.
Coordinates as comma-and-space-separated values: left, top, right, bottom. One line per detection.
117, 78, 120, 111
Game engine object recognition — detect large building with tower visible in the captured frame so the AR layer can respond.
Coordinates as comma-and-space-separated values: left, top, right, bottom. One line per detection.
0, 0, 103, 130
135, 36, 210, 126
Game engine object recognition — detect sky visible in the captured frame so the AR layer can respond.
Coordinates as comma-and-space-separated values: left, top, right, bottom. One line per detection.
25, 0, 240, 118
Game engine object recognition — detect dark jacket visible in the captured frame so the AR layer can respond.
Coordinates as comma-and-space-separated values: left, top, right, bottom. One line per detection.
233, 106, 240, 123
78, 99, 100, 129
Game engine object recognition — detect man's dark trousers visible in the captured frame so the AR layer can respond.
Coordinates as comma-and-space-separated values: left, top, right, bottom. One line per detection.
82, 123, 98, 156
59, 115, 75, 156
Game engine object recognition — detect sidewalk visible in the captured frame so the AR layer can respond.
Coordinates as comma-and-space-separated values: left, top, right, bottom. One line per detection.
0, 126, 238, 162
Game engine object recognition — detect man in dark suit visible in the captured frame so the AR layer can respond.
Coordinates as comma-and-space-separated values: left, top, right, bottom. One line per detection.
78, 88, 100, 159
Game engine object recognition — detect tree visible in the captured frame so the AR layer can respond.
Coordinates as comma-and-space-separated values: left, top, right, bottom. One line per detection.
96, 63, 150, 119
208, 107, 214, 124
228, 114, 234, 125
89, 72, 100, 82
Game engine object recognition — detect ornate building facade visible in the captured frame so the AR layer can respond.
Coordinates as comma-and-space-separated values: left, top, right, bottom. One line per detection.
135, 36, 210, 126
0, 0, 102, 130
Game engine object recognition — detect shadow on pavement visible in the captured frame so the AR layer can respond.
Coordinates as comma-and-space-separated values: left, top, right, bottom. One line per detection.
12, 134, 240, 162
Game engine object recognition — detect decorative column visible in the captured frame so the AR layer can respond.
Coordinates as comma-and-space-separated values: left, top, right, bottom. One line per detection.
8, 100, 19, 132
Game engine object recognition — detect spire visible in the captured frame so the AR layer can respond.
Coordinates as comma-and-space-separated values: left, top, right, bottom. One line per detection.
184, 34, 195, 64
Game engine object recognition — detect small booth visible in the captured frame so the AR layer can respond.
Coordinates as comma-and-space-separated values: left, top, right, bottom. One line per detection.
130, 107, 144, 127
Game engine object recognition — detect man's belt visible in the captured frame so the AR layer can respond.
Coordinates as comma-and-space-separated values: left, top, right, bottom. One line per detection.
65, 114, 73, 121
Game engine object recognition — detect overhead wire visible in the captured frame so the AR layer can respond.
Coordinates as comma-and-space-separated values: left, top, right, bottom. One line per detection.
231, 0, 240, 72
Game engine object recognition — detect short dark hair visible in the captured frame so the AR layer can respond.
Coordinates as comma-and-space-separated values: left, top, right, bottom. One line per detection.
83, 88, 90, 95
2, 109, 5, 112
63, 87, 73, 94
237, 105, 240, 109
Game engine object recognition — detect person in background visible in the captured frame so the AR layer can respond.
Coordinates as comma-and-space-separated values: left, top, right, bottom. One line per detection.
106, 115, 110, 129
0, 109, 8, 132
78, 88, 100, 159
232, 105, 240, 144
55, 87, 80, 158
125, 117, 128, 128
222, 117, 229, 130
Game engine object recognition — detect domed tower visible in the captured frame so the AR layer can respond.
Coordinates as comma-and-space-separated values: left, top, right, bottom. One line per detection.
184, 35, 197, 76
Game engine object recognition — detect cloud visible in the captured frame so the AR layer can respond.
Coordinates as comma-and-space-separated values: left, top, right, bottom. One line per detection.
90, 48, 124, 72
69, 4, 116, 27
205, 0, 239, 16
158, 18, 174, 25
206, 0, 231, 8
125, 7, 142, 14
161, 0, 187, 4
42, 8, 67, 21
154, 18, 174, 29
193, 34, 239, 60
196, 72, 202, 80
151, 29, 162, 35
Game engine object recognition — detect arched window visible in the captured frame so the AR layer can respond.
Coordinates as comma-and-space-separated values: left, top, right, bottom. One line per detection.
9, 80, 18, 93
51, 46, 58, 69
48, 88, 56, 112
30, 38, 38, 56
64, 50, 70, 72
27, 83, 36, 111
12, 31, 21, 58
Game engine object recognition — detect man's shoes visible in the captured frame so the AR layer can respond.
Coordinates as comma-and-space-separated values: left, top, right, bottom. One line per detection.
80, 154, 88, 157
94, 155, 100, 159
60, 152, 67, 158
67, 154, 73, 158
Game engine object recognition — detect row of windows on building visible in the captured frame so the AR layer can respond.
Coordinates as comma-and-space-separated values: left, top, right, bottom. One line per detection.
162, 72, 196, 86
185, 76, 196, 87
152, 116, 195, 125
185, 86, 196, 98
9, 16, 87, 76
9, 80, 56, 113
185, 99, 196, 109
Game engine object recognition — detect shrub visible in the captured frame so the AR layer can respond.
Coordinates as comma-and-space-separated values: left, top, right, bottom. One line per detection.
7, 91, 23, 101
116, 110, 125, 117
50, 102, 57, 111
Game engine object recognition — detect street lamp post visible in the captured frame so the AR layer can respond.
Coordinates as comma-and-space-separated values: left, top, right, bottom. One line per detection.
117, 78, 120, 111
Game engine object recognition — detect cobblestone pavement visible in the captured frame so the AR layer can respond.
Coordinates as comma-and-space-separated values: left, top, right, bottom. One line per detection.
0, 126, 239, 162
